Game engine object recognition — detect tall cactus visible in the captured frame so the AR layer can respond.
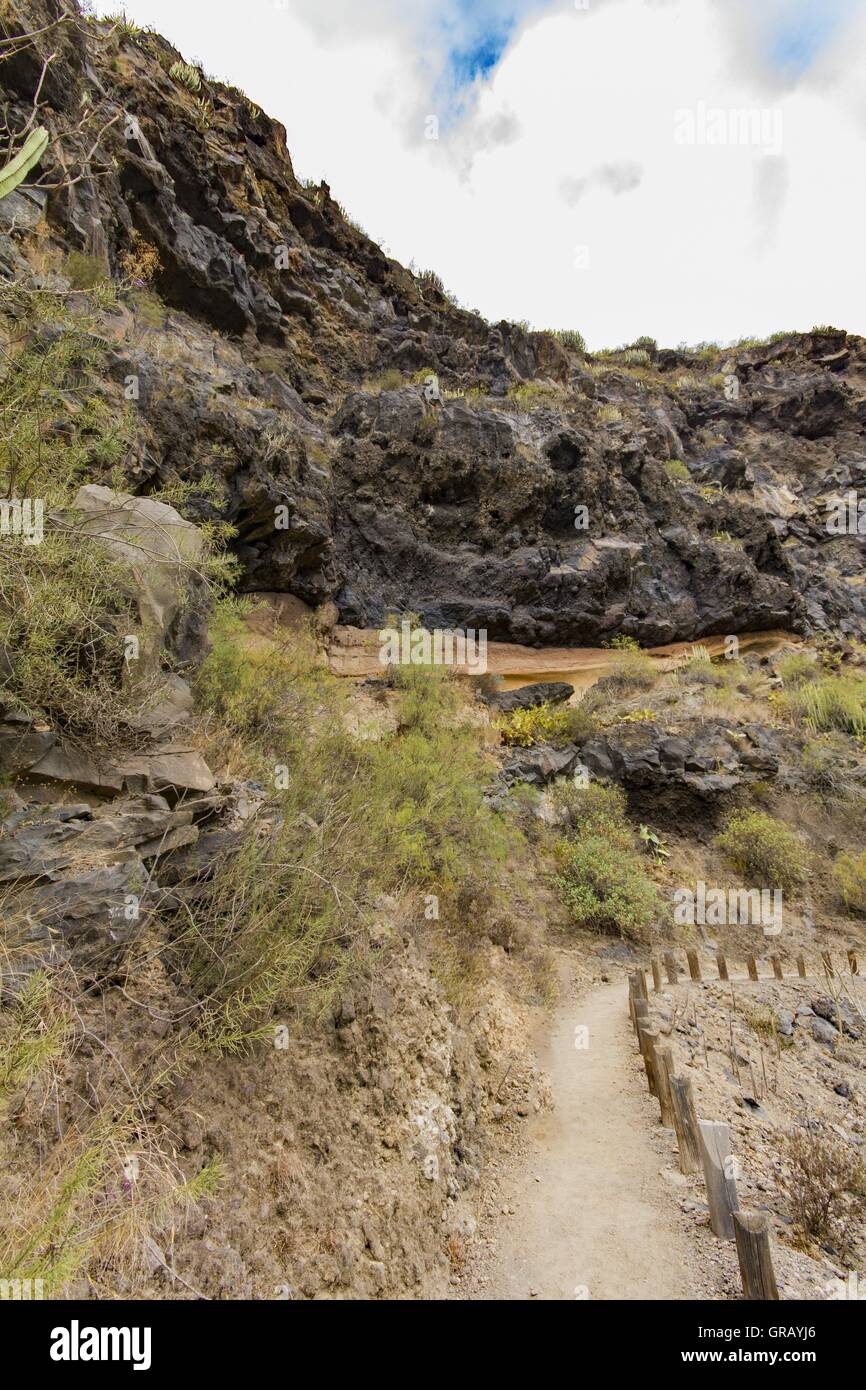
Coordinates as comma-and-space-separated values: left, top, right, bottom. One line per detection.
0, 127, 49, 202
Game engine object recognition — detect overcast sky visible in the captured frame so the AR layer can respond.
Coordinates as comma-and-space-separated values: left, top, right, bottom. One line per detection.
95, 0, 866, 348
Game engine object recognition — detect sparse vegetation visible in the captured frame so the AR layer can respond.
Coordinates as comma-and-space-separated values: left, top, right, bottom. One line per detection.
190, 604, 517, 1041
678, 644, 725, 686
782, 673, 866, 737
64, 251, 108, 290
777, 650, 819, 686
783, 1127, 866, 1258
104, 10, 143, 40
120, 230, 163, 285
586, 642, 657, 701
508, 381, 562, 409
418, 268, 445, 295
550, 779, 630, 842
833, 848, 866, 916
798, 734, 852, 796
363, 368, 404, 393
414, 412, 439, 445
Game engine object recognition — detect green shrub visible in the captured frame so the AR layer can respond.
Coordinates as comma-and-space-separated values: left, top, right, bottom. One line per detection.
783, 674, 866, 737
496, 700, 595, 748
715, 810, 807, 893
833, 849, 866, 916
550, 328, 586, 354
664, 458, 690, 482
169, 60, 202, 93
0, 284, 136, 504
556, 834, 661, 939
549, 779, 630, 845
0, 530, 150, 746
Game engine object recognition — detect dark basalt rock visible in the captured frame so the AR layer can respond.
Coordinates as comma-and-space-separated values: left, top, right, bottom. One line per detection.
500, 744, 583, 787
579, 719, 779, 798
0, 713, 57, 776
0, 788, 232, 984
485, 681, 575, 712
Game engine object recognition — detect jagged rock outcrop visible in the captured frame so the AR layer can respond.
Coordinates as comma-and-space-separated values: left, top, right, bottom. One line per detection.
580, 719, 780, 798
0, 790, 215, 984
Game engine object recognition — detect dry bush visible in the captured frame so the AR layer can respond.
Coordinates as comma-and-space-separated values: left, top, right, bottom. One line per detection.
783, 1126, 866, 1260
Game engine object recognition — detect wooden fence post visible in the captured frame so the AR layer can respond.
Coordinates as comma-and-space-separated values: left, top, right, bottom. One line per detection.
652, 1043, 675, 1128
664, 950, 678, 985
734, 1210, 779, 1300
771, 955, 783, 980
668, 1073, 701, 1175
633, 997, 649, 1047
716, 952, 728, 981
651, 956, 663, 992
698, 1120, 740, 1239
796, 955, 806, 979
686, 949, 702, 982
822, 951, 834, 978
747, 956, 758, 982
637, 1020, 659, 1098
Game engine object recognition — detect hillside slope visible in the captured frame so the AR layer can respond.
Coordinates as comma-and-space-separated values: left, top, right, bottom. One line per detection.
1, 1, 864, 1304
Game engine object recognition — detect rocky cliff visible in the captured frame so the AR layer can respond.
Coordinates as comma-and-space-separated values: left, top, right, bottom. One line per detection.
2, 0, 864, 648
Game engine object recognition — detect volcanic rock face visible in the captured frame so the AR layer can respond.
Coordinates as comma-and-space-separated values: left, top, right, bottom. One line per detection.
3, 2, 864, 644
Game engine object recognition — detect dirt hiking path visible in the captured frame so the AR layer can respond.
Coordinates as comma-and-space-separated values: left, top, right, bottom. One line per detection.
468, 955, 702, 1300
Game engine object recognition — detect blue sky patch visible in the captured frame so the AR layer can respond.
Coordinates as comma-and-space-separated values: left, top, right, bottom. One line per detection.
766, 0, 857, 78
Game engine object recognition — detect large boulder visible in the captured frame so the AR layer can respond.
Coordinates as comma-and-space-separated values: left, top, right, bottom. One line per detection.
63, 485, 207, 679
487, 681, 575, 713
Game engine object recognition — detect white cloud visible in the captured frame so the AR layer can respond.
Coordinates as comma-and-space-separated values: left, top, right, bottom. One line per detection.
95, 0, 866, 348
